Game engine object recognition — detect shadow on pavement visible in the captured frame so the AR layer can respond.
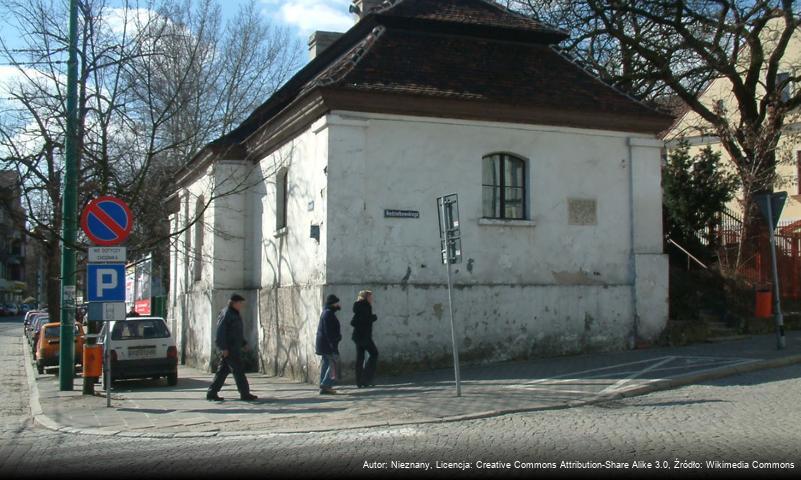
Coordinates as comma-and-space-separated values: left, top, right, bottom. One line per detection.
188, 407, 348, 415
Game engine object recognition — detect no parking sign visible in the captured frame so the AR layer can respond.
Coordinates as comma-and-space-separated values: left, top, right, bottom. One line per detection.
80, 196, 133, 246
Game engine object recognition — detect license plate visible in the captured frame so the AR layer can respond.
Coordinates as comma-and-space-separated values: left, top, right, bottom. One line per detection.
128, 347, 156, 358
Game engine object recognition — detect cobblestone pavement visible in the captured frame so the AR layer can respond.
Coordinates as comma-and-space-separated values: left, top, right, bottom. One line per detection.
1, 318, 800, 478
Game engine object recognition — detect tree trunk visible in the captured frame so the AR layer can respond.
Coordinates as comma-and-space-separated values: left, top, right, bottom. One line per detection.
45, 239, 61, 316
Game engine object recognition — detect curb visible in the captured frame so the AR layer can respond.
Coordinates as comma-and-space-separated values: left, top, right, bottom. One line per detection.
21, 335, 801, 438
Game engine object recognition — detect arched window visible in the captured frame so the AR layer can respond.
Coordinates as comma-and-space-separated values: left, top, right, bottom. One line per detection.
482, 153, 527, 219
193, 197, 204, 282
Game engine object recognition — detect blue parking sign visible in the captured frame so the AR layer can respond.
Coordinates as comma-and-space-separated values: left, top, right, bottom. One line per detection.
87, 264, 126, 302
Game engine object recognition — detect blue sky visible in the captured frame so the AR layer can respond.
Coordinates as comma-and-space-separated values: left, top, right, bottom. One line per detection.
0, 0, 355, 53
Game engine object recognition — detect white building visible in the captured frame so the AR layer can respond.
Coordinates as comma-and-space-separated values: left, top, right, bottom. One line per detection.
167, 0, 673, 381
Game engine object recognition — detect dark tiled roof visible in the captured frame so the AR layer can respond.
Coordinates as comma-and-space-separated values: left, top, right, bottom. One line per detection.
194, 0, 671, 170
378, 0, 566, 37
329, 28, 662, 118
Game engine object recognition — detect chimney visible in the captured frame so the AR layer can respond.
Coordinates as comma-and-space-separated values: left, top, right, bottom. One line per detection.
308, 31, 344, 60
350, 0, 386, 21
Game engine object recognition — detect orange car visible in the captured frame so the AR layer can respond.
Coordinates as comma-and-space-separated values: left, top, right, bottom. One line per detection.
35, 322, 85, 374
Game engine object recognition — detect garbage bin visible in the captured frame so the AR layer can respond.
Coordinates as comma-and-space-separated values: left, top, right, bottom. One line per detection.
82, 344, 102, 378
755, 289, 772, 318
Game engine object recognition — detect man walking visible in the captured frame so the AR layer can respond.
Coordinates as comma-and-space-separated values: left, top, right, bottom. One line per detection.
316, 294, 342, 395
206, 294, 258, 402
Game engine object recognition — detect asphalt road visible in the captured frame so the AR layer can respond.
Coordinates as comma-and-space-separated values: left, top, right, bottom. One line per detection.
0, 316, 799, 479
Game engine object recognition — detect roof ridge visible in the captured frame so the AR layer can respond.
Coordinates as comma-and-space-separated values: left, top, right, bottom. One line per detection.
549, 45, 669, 118
475, 0, 569, 36
301, 26, 387, 96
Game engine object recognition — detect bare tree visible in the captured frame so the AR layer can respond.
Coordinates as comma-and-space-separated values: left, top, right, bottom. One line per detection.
0, 0, 301, 312
513, 0, 801, 267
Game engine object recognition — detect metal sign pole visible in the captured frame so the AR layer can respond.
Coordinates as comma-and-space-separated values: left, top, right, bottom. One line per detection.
765, 200, 786, 350
105, 325, 112, 407
439, 197, 461, 397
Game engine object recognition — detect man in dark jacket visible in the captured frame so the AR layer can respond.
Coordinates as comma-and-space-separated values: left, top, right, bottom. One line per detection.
206, 294, 258, 402
351, 290, 379, 388
315, 294, 342, 395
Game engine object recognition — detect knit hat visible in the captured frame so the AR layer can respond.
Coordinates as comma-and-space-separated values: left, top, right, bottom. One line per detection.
230, 293, 245, 302
325, 294, 340, 306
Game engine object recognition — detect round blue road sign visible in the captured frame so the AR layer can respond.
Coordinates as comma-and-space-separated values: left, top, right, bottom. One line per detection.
80, 196, 133, 246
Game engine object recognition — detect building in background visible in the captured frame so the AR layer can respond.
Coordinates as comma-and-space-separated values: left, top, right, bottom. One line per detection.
663, 19, 801, 223
0, 171, 27, 305
127, 254, 166, 317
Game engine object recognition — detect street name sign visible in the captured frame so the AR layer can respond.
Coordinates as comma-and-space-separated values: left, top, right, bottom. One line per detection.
88, 246, 127, 263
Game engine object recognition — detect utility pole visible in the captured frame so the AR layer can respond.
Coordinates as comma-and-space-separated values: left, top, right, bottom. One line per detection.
59, 0, 79, 391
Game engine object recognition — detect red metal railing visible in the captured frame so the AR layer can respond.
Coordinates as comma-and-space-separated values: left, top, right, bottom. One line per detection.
708, 208, 801, 300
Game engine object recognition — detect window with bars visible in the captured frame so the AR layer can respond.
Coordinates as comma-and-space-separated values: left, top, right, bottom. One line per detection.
193, 196, 204, 282
778, 72, 792, 102
276, 168, 288, 231
482, 153, 527, 220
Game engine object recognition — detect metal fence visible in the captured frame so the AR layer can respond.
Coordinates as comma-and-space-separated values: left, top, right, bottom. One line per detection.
707, 207, 801, 300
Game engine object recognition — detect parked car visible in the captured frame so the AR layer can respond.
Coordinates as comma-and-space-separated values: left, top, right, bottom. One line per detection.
99, 317, 178, 387
29, 315, 52, 352
34, 322, 85, 374
0, 305, 9, 316
23, 311, 44, 336
25, 312, 46, 339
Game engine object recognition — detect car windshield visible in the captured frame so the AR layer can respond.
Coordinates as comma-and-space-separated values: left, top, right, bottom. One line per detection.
111, 319, 169, 340
34, 318, 50, 330
44, 325, 82, 338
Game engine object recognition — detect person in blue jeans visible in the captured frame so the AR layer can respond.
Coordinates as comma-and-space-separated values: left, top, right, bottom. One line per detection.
316, 294, 342, 394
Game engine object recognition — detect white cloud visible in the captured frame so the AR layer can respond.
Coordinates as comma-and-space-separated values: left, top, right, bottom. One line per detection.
261, 0, 354, 36
102, 7, 162, 37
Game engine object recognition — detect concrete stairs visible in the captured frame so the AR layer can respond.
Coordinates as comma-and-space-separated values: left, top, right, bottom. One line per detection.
705, 319, 751, 343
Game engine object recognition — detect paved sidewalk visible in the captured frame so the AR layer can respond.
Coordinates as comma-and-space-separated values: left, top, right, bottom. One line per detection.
25, 331, 801, 437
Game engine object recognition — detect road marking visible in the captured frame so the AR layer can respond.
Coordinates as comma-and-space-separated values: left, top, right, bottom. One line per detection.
597, 356, 675, 395
508, 356, 759, 395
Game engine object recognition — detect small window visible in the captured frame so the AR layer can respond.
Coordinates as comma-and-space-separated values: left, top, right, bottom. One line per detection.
193, 197, 204, 282
276, 168, 288, 231
797, 151, 801, 195
482, 153, 527, 220
778, 72, 791, 102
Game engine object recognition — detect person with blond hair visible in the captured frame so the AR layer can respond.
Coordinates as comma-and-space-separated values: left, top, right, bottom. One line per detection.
351, 290, 379, 388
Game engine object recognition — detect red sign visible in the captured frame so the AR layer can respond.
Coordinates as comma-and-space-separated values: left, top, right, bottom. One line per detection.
135, 299, 151, 316
80, 196, 133, 246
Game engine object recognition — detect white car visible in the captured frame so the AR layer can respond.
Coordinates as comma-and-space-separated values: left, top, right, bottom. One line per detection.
98, 317, 178, 387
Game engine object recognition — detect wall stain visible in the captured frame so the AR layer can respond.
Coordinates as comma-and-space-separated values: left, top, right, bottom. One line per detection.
584, 313, 594, 333
401, 266, 412, 284
433, 303, 444, 320
467, 258, 475, 273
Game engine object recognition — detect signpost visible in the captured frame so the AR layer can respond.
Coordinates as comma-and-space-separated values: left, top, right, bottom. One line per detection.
755, 192, 788, 350
58, 0, 80, 392
437, 194, 462, 397
81, 196, 132, 405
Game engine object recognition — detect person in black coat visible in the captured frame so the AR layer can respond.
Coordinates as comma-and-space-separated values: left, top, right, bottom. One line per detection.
316, 294, 342, 394
351, 290, 379, 388
206, 294, 257, 402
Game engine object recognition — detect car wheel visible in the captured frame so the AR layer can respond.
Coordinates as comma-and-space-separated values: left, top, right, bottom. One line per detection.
167, 373, 178, 386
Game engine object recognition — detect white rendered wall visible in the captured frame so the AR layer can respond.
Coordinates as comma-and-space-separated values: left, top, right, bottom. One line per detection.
324, 112, 668, 374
